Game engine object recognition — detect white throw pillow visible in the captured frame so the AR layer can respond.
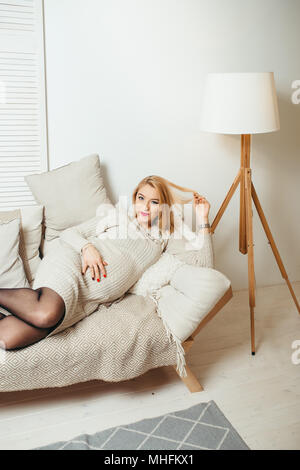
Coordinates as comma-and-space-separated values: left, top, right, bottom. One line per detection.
150, 265, 231, 343
0, 207, 44, 287
25, 153, 113, 243
0, 214, 30, 316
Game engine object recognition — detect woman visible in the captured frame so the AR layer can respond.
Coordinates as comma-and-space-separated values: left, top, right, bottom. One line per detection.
0, 175, 210, 350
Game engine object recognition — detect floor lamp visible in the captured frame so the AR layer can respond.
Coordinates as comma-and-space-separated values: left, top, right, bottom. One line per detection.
199, 72, 300, 355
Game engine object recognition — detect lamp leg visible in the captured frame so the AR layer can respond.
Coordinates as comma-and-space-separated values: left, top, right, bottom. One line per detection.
245, 168, 256, 355
239, 135, 248, 254
210, 169, 242, 234
251, 182, 300, 315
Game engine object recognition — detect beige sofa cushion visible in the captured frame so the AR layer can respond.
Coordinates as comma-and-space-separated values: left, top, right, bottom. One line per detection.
0, 211, 29, 295
0, 207, 43, 287
25, 153, 113, 244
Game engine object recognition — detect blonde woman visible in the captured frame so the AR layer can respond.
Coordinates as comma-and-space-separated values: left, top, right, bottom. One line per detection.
0, 175, 211, 351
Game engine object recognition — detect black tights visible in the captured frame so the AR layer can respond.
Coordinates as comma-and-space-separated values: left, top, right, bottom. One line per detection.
0, 287, 65, 350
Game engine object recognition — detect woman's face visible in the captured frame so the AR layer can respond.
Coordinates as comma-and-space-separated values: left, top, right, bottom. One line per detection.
135, 184, 160, 228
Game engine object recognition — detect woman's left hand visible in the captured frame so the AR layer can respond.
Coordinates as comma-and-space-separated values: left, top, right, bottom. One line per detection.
193, 192, 210, 219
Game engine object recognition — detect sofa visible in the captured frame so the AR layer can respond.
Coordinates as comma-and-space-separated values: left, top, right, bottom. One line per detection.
0, 153, 232, 393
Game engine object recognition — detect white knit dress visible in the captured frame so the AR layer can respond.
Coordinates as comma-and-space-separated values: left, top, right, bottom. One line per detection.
32, 206, 167, 337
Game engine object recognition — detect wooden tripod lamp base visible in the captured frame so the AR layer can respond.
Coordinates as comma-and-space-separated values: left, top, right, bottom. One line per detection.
210, 134, 300, 355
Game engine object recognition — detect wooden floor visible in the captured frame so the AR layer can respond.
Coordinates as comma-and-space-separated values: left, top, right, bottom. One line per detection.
0, 281, 299, 450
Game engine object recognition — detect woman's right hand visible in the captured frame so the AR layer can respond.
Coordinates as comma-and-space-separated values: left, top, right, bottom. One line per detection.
81, 243, 108, 282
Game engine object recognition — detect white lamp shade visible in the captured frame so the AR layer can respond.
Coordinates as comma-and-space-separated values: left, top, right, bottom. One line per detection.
199, 72, 280, 134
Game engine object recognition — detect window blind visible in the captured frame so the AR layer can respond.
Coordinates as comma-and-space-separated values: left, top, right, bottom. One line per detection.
0, 0, 48, 210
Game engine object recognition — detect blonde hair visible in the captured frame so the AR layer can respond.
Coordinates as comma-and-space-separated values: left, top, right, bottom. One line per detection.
132, 175, 197, 234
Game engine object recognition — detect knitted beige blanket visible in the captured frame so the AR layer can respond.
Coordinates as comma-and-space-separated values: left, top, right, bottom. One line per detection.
0, 293, 178, 392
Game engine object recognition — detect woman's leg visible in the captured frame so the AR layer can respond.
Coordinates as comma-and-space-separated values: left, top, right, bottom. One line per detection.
0, 315, 53, 350
0, 287, 65, 329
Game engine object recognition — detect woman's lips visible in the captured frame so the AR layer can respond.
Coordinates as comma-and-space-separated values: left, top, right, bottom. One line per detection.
140, 211, 149, 216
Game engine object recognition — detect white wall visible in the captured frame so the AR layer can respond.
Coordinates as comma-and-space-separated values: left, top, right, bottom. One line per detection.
43, 0, 300, 290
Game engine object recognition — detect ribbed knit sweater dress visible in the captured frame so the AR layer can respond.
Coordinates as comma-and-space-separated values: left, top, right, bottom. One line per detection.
32, 206, 167, 337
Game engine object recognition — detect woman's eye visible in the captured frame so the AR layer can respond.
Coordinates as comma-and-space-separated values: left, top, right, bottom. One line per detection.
138, 195, 158, 204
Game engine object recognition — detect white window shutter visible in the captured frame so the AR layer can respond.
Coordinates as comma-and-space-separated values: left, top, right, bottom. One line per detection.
0, 0, 48, 210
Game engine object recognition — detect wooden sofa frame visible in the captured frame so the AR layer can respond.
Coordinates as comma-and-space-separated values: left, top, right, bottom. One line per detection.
172, 285, 233, 393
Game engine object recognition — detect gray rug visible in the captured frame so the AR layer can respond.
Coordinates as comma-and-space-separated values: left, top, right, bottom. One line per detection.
34, 400, 250, 450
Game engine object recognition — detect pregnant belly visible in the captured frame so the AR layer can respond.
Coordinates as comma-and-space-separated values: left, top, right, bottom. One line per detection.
81, 246, 139, 315
84, 237, 162, 298
88, 239, 141, 296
